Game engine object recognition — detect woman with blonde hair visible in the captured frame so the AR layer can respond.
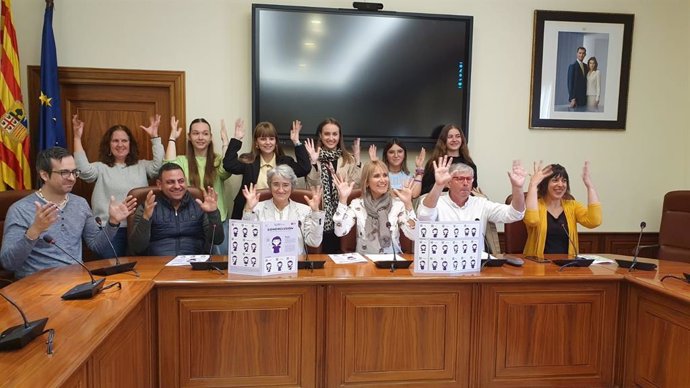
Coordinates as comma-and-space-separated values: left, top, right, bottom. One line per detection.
332, 160, 416, 254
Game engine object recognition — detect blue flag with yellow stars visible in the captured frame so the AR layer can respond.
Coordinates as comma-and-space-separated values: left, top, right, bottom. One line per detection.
38, 1, 66, 151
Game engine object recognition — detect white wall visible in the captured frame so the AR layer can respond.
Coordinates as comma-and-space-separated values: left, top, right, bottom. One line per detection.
13, 0, 690, 232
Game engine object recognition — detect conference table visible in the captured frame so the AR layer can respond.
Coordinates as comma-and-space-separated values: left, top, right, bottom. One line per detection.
1, 254, 688, 388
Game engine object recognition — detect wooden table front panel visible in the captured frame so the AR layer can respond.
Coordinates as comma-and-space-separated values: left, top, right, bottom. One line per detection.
326, 283, 473, 388
479, 281, 619, 387
158, 285, 318, 387
624, 284, 690, 387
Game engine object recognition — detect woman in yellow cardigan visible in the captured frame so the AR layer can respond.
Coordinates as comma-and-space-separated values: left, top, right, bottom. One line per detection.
523, 161, 602, 258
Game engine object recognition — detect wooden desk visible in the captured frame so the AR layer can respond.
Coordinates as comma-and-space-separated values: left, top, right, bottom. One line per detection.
1, 255, 689, 387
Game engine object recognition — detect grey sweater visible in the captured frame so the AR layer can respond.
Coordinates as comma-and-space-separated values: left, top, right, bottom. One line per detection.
0, 192, 117, 278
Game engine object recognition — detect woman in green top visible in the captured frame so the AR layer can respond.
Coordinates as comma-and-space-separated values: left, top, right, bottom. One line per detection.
166, 116, 236, 254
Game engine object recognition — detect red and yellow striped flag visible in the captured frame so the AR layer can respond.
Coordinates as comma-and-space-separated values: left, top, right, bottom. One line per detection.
0, 0, 31, 191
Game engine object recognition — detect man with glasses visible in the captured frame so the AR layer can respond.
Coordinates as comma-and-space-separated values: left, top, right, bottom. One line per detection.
0, 147, 136, 278
417, 156, 527, 229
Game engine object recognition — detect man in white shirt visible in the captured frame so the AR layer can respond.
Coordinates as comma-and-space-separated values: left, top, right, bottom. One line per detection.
417, 156, 527, 231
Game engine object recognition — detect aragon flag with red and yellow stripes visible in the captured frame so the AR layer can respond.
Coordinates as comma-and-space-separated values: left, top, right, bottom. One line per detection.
0, 0, 31, 191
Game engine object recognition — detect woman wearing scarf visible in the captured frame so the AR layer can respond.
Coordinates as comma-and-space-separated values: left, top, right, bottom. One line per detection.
305, 118, 362, 253
332, 161, 416, 254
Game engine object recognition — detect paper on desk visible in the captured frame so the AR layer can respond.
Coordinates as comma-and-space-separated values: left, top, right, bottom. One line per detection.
579, 254, 616, 264
166, 255, 210, 266
481, 252, 499, 260
365, 254, 409, 262
329, 253, 368, 264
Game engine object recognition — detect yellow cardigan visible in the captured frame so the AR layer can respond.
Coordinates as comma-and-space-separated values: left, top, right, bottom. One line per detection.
523, 199, 602, 258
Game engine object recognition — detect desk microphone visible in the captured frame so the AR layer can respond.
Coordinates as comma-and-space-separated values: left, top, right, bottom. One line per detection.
43, 234, 107, 299
91, 217, 138, 276
0, 286, 52, 352
297, 220, 325, 270
190, 223, 227, 272
615, 221, 656, 271
373, 221, 412, 271
554, 223, 593, 270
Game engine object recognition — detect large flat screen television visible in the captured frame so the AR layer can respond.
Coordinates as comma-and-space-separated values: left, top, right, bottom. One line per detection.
252, 4, 473, 148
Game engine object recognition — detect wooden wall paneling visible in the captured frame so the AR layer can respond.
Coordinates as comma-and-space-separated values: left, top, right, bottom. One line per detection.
479, 281, 619, 387
623, 285, 690, 387
61, 362, 89, 388
89, 294, 154, 388
326, 283, 473, 388
158, 285, 318, 388
27, 66, 185, 199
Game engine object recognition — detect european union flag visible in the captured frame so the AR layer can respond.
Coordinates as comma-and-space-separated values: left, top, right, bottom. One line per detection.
38, 1, 66, 151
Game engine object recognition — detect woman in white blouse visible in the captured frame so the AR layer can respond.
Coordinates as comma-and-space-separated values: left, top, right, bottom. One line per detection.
332, 160, 416, 254
241, 165, 324, 254
586, 56, 601, 110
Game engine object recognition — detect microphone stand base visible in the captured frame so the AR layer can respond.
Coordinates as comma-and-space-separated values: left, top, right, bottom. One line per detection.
92, 261, 137, 276
298, 260, 325, 270
615, 259, 657, 271
552, 258, 594, 268
191, 261, 228, 270
0, 317, 48, 351
62, 278, 106, 300
373, 260, 413, 269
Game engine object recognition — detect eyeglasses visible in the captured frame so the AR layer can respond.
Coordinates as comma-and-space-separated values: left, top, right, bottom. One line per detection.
451, 176, 473, 183
51, 169, 81, 179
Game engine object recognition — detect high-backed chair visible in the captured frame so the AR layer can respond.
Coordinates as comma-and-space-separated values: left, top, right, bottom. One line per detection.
254, 188, 322, 253
503, 193, 528, 254
0, 190, 35, 286
640, 190, 690, 263
338, 190, 414, 254
125, 186, 203, 238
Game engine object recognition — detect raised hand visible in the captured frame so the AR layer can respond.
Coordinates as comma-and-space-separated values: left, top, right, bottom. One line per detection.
30, 202, 59, 236
392, 179, 414, 209
304, 138, 320, 164
305, 185, 323, 211
109, 195, 137, 224
234, 118, 245, 140
72, 115, 84, 139
196, 187, 219, 213
352, 138, 361, 164
332, 171, 354, 203
290, 120, 302, 145
507, 160, 527, 188
582, 161, 594, 189
241, 183, 260, 211
368, 144, 378, 162
142, 190, 157, 220
169, 116, 182, 141
415, 147, 426, 170
528, 161, 553, 188
432, 155, 453, 186
140, 114, 161, 138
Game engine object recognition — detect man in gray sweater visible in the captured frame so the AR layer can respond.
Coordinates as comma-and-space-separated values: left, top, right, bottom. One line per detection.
0, 147, 136, 279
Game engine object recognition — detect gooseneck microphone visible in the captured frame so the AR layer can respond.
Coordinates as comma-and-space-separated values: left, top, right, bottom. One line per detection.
43, 234, 107, 299
0, 289, 53, 353
91, 217, 138, 276
615, 221, 656, 271
372, 221, 413, 270
297, 220, 325, 270
190, 223, 228, 272
554, 223, 593, 270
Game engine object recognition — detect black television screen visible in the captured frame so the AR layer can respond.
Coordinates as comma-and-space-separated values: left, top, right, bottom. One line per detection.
252, 4, 473, 147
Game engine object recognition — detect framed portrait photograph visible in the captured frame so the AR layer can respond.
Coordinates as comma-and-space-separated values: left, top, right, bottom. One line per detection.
529, 10, 634, 130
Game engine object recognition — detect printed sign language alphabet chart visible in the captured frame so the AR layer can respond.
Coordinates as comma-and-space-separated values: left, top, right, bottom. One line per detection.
228, 220, 299, 276
414, 221, 483, 274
